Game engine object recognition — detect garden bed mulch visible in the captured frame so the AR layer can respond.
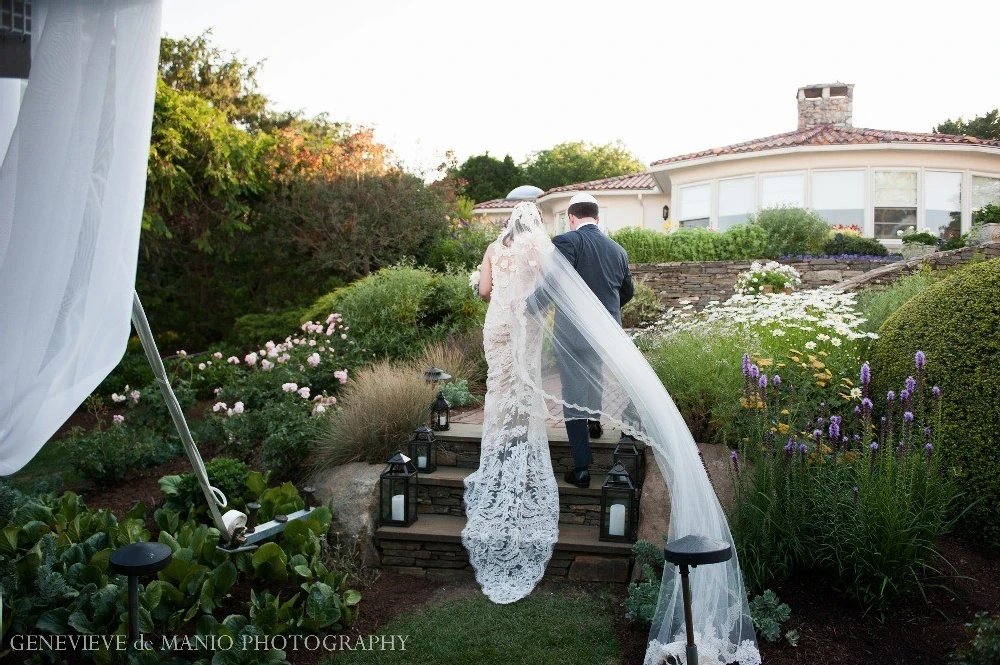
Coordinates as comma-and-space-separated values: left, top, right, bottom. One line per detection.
614, 535, 1000, 665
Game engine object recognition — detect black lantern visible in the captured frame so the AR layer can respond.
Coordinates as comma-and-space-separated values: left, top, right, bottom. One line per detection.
408, 425, 438, 473
599, 463, 637, 543
378, 451, 418, 526
614, 433, 645, 487
431, 391, 451, 431
661, 204, 670, 221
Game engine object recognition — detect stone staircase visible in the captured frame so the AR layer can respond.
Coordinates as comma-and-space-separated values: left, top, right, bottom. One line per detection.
374, 422, 649, 584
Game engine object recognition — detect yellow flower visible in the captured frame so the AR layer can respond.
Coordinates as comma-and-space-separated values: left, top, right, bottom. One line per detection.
841, 378, 855, 387
790, 356, 801, 363
777, 362, 786, 368
838, 393, 851, 400
781, 409, 790, 415
818, 351, 829, 357
758, 359, 774, 367
788, 349, 804, 356
816, 381, 827, 387
777, 423, 789, 434
811, 360, 826, 370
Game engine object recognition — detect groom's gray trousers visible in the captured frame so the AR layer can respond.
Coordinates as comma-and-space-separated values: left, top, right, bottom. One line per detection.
554, 339, 601, 469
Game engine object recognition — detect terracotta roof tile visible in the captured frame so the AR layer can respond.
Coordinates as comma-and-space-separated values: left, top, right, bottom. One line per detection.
472, 198, 520, 210
541, 172, 657, 195
651, 125, 1000, 166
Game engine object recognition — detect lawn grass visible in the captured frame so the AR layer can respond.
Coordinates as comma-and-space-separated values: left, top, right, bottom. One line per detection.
329, 589, 623, 665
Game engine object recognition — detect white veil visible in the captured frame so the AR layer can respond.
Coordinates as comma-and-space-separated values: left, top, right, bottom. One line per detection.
501, 203, 760, 665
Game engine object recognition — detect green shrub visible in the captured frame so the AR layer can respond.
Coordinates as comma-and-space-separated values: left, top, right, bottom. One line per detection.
951, 612, 1000, 665
64, 421, 178, 485
749, 590, 797, 645
440, 379, 474, 407
159, 457, 251, 513
901, 231, 939, 246
868, 259, 1000, 546
610, 227, 672, 263
973, 202, 1000, 225
301, 264, 486, 360
749, 206, 830, 258
424, 218, 496, 271
621, 282, 662, 329
667, 228, 721, 261
823, 233, 889, 257
219, 400, 320, 479
230, 308, 308, 349
715, 223, 769, 260
625, 538, 667, 626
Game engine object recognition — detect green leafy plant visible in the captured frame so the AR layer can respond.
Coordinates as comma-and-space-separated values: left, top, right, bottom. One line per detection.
749, 206, 831, 258
749, 589, 798, 645
625, 539, 666, 625
440, 379, 474, 407
950, 612, 1000, 665
159, 457, 251, 513
622, 282, 662, 329
823, 232, 889, 257
900, 230, 939, 246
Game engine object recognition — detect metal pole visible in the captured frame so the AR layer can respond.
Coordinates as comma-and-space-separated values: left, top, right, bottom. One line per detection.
130, 291, 229, 540
679, 563, 698, 665
127, 575, 139, 651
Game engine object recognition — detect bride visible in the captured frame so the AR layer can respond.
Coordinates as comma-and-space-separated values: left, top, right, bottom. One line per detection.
461, 201, 760, 665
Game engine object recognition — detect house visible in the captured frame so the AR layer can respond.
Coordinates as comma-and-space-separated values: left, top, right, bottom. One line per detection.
473, 83, 1000, 245
650, 83, 1000, 246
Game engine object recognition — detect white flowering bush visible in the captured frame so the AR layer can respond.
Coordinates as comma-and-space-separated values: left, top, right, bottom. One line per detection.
638, 287, 878, 443
734, 261, 803, 296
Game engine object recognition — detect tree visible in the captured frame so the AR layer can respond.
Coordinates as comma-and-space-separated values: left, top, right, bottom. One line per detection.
934, 109, 1000, 141
522, 141, 645, 192
159, 30, 270, 131
451, 153, 524, 203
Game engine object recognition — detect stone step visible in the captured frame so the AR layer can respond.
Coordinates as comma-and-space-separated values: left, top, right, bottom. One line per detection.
431, 421, 645, 475
374, 513, 633, 584
416, 465, 615, 527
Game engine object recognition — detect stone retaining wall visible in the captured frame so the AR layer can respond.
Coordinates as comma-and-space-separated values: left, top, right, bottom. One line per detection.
416, 484, 605, 526
831, 243, 1000, 292
630, 256, 895, 309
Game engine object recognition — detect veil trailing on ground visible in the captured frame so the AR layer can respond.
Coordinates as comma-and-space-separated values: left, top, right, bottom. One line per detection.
500, 203, 760, 665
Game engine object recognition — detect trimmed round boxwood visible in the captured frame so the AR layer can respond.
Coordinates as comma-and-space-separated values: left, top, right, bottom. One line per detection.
867, 258, 1000, 546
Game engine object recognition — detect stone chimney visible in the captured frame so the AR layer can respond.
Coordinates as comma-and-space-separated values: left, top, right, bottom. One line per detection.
797, 83, 853, 130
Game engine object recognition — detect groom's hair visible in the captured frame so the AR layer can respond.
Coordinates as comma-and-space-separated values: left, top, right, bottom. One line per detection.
568, 201, 599, 219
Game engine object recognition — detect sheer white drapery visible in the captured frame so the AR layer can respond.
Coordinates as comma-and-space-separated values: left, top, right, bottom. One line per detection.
0, 0, 162, 475
475, 202, 760, 664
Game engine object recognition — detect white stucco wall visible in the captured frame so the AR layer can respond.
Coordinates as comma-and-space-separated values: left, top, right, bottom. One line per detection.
536, 190, 669, 236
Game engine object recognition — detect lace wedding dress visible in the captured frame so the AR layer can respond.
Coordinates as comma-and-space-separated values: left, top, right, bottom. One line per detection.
462, 202, 761, 664
460, 226, 560, 605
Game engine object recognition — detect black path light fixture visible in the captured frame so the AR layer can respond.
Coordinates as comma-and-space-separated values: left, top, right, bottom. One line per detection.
662, 204, 670, 221
662, 535, 734, 665
408, 425, 438, 473
379, 450, 419, 526
599, 463, 638, 543
109, 542, 173, 654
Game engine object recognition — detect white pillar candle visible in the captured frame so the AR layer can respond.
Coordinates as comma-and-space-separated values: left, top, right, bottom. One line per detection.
392, 494, 405, 521
417, 455, 427, 469
609, 503, 626, 537
438, 412, 447, 427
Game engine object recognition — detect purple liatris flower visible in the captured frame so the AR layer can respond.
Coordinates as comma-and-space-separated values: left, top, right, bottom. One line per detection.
854, 405, 862, 416
915, 350, 926, 370
799, 443, 809, 455
860, 362, 871, 387
900, 389, 911, 404
924, 426, 932, 440
773, 375, 781, 388
750, 365, 760, 381
887, 390, 895, 405
870, 442, 879, 453
759, 375, 767, 394
905, 376, 916, 393
925, 442, 933, 460
743, 354, 751, 377
829, 421, 840, 441
862, 398, 873, 413
731, 450, 739, 475
813, 429, 823, 442
932, 386, 942, 401
817, 416, 824, 426
904, 411, 914, 425
853, 486, 859, 502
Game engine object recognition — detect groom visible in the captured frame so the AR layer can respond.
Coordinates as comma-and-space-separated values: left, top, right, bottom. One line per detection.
552, 193, 634, 488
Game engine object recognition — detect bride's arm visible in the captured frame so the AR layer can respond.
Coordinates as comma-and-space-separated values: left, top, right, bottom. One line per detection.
479, 244, 495, 302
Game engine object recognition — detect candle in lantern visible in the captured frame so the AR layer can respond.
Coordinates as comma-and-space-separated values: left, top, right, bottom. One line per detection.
417, 455, 427, 469
609, 503, 626, 537
438, 412, 447, 427
391, 494, 405, 521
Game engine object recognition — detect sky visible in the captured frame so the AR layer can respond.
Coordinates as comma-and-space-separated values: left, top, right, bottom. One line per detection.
160, 0, 1000, 178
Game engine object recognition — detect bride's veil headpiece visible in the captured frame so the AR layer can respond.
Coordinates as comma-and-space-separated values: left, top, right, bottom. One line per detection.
499, 201, 760, 664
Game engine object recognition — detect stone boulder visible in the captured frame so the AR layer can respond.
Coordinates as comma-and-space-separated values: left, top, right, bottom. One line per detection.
309, 462, 384, 568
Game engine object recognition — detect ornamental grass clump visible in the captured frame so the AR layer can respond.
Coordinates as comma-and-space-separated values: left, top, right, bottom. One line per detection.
731, 354, 958, 613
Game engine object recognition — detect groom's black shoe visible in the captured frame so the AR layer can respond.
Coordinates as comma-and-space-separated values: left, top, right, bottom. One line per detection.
588, 419, 603, 439
564, 468, 591, 488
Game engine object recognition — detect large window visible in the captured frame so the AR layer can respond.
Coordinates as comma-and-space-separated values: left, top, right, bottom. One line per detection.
678, 183, 710, 228
556, 211, 568, 234
811, 170, 864, 227
874, 170, 917, 239
718, 177, 755, 230
760, 173, 805, 208
972, 175, 1000, 215
924, 171, 962, 240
